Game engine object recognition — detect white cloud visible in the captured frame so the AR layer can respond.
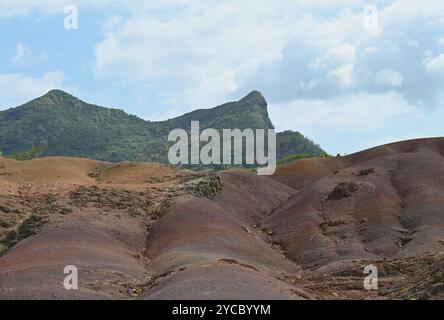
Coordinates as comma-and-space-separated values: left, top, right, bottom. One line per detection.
374, 68, 403, 87
269, 91, 422, 133
328, 64, 355, 87
100, 15, 123, 32
91, 1, 392, 108
87, 0, 444, 118
312, 43, 357, 69
0, 0, 368, 18
424, 54, 444, 73
94, 1, 306, 107
380, 0, 444, 31
363, 46, 378, 55
9, 43, 32, 66
8, 43, 48, 67
0, 71, 65, 109
0, 0, 121, 17
0, 0, 72, 17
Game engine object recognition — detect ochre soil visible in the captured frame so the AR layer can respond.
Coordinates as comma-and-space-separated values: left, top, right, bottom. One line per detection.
1, 138, 444, 299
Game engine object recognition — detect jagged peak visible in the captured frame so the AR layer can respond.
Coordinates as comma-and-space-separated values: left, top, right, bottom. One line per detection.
240, 90, 267, 106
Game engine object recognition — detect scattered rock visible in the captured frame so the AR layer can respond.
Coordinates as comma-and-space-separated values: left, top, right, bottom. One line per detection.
17, 214, 43, 240
358, 167, 375, 176
0, 219, 10, 228
0, 206, 11, 213
327, 182, 359, 201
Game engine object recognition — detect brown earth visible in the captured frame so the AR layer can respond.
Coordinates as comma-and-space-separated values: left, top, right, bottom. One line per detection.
1, 138, 444, 299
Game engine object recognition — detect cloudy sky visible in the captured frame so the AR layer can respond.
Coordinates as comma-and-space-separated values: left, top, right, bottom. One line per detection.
1, 0, 443, 154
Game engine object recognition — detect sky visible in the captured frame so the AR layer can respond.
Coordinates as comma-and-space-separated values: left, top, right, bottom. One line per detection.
0, 0, 443, 155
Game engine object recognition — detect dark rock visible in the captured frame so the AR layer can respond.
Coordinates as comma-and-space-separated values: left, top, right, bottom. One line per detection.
327, 182, 359, 201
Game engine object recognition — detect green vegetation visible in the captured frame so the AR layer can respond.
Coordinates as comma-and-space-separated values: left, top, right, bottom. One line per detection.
276, 130, 324, 159
277, 153, 312, 165
5, 146, 44, 161
0, 89, 326, 166
320, 152, 332, 158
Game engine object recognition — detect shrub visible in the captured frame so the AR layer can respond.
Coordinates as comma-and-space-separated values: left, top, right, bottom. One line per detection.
5, 146, 44, 161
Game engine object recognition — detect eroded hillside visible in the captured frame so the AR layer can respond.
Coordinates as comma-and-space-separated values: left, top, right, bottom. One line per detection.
0, 138, 443, 299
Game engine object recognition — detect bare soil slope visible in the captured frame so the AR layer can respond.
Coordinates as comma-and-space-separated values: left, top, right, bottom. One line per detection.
268, 138, 444, 268
1, 138, 444, 299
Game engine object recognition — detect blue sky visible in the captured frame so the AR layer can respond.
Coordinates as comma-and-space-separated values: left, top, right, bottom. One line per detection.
1, 0, 443, 154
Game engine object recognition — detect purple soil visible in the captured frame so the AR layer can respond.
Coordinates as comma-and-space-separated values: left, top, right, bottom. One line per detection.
0, 213, 148, 299
1, 138, 444, 299
267, 138, 444, 272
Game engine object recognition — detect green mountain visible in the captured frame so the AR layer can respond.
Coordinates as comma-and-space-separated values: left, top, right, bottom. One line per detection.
0, 89, 325, 164
276, 130, 325, 159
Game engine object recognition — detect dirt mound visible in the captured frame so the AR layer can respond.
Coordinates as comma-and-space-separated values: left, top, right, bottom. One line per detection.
140, 171, 308, 299
266, 138, 444, 272
272, 157, 345, 190
0, 157, 107, 188
1, 138, 444, 299
0, 156, 196, 299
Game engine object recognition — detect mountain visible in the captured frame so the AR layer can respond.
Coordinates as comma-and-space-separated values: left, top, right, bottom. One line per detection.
0, 89, 325, 164
277, 130, 324, 160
